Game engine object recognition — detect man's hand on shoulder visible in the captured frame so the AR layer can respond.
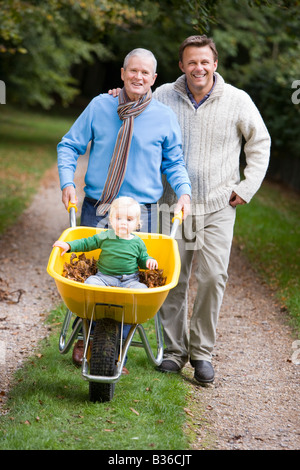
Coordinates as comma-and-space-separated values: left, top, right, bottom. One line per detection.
108, 88, 121, 98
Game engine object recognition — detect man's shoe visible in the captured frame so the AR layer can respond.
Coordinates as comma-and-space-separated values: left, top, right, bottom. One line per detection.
122, 366, 129, 375
191, 359, 214, 384
72, 340, 84, 367
157, 359, 181, 373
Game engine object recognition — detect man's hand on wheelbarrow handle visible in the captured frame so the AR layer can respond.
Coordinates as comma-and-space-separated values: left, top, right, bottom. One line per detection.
62, 185, 78, 211
174, 194, 190, 221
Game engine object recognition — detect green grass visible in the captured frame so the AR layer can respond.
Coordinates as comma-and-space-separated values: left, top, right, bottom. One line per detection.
0, 306, 191, 450
0, 106, 73, 234
234, 181, 300, 334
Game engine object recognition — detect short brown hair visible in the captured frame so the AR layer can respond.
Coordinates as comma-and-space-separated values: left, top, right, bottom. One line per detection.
179, 35, 218, 62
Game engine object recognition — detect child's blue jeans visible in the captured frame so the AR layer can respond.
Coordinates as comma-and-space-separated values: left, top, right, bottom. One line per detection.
84, 271, 148, 290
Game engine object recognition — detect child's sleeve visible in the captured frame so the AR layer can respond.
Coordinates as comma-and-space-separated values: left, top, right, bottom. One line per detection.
68, 233, 105, 253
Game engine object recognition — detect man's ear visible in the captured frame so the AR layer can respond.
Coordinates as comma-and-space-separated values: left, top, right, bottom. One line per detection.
151, 73, 158, 87
179, 61, 185, 73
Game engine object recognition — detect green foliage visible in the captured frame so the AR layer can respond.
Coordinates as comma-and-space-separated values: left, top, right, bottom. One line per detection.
1, 0, 300, 178
103, 0, 219, 86
0, 106, 73, 233
0, 0, 218, 107
0, 0, 141, 108
211, 0, 300, 168
234, 182, 300, 334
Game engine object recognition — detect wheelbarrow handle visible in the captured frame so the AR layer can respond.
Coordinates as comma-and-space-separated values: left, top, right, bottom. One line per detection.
67, 201, 78, 228
170, 210, 183, 239
67, 203, 183, 234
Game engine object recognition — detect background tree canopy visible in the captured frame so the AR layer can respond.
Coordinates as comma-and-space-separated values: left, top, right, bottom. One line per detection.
1, 0, 299, 188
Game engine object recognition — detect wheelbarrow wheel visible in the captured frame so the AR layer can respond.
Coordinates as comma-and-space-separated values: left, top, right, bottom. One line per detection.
89, 318, 119, 403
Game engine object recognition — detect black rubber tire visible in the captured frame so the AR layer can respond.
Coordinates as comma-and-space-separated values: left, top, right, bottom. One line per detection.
89, 318, 119, 403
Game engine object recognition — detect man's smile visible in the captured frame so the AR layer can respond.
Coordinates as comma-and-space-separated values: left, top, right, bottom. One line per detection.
192, 72, 206, 78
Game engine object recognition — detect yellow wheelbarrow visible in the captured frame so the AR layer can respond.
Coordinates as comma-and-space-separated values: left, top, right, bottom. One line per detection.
47, 204, 182, 402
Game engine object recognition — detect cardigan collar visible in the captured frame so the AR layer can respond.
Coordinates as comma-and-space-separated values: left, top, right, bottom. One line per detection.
173, 72, 224, 105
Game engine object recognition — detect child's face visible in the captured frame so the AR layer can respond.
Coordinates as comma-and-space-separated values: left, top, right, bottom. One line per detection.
110, 206, 139, 238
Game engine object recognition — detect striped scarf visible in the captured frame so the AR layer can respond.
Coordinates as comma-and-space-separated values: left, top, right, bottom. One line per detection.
95, 88, 152, 215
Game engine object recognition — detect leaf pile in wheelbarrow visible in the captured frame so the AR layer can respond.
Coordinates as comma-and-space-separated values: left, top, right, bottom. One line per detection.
62, 253, 97, 283
139, 269, 167, 288
62, 253, 166, 287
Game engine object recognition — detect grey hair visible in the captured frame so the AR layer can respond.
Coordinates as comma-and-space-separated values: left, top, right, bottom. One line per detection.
123, 48, 157, 75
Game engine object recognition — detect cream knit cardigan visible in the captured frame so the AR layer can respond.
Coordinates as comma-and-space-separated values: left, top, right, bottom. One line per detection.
154, 73, 271, 215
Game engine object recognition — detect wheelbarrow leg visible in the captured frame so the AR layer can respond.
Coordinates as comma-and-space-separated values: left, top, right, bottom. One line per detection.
135, 312, 164, 367
59, 309, 82, 354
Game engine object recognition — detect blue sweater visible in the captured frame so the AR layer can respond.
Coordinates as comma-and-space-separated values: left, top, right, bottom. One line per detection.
57, 94, 191, 203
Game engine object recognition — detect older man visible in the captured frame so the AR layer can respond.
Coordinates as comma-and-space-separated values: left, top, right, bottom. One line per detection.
58, 48, 191, 232
57, 48, 191, 367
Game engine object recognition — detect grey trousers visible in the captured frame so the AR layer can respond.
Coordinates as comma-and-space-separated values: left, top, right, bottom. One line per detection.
160, 205, 236, 367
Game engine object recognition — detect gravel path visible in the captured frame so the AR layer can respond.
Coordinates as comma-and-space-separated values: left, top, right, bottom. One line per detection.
0, 155, 87, 401
0, 158, 299, 450
186, 248, 299, 450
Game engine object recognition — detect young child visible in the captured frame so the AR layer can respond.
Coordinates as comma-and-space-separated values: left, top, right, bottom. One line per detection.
53, 196, 158, 289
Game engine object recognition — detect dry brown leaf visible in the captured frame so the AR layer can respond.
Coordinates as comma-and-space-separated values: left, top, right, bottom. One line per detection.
139, 269, 166, 288
62, 253, 97, 283
184, 407, 194, 417
0, 287, 25, 304
62, 254, 166, 288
